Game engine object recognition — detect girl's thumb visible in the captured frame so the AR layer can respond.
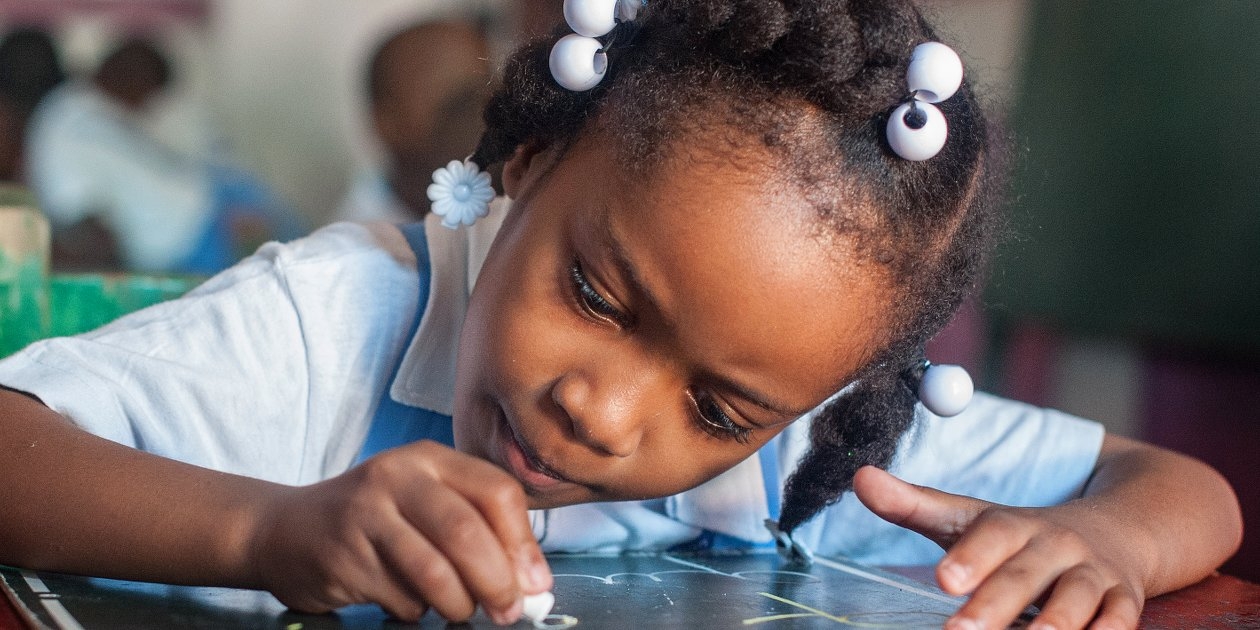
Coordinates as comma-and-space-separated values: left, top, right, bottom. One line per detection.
852, 465, 992, 550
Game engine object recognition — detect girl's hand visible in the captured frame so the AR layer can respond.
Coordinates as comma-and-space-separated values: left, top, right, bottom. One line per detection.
246, 440, 551, 625
853, 465, 1146, 630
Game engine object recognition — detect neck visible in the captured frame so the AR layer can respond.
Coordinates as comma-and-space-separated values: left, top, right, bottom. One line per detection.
387, 164, 432, 220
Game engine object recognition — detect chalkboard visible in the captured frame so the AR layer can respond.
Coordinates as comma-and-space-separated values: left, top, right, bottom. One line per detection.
2, 551, 985, 629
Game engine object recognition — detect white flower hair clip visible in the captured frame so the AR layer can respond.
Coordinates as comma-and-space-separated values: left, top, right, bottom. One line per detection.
885, 42, 964, 161
427, 159, 495, 229
549, 0, 644, 91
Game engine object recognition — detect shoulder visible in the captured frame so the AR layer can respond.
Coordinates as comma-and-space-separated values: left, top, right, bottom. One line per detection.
28, 83, 119, 133
241, 220, 417, 280
198, 220, 422, 339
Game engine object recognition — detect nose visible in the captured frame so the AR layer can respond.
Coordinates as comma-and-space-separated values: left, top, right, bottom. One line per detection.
550, 355, 667, 458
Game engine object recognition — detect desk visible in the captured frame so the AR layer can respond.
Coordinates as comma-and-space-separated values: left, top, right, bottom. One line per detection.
883, 567, 1260, 629
2, 559, 1257, 629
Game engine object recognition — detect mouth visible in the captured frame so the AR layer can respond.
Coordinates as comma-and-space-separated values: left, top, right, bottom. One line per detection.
498, 410, 574, 492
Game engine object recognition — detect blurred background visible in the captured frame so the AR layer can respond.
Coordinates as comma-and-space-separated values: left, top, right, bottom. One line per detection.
0, 0, 1255, 581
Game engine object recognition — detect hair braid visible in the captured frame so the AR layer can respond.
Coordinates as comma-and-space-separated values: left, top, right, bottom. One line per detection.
778, 353, 920, 533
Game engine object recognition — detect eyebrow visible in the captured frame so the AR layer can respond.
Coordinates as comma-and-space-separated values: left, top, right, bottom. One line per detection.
594, 209, 808, 424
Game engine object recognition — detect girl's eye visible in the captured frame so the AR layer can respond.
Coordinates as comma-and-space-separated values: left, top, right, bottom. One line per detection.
569, 260, 631, 327
690, 390, 753, 444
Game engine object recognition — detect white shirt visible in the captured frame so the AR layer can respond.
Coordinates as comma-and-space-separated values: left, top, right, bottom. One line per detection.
0, 201, 1104, 564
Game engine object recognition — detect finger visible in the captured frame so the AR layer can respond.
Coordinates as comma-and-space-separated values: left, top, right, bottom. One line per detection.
426, 443, 552, 593
935, 509, 1041, 594
1088, 585, 1142, 630
1025, 565, 1106, 630
373, 512, 478, 622
286, 523, 391, 614
852, 465, 993, 550
399, 473, 523, 621
370, 564, 433, 623
947, 536, 1073, 630
283, 529, 430, 621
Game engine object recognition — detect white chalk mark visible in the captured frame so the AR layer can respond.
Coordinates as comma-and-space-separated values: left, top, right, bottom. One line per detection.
660, 555, 731, 576
550, 573, 614, 584
553, 572, 668, 585
731, 570, 819, 583
533, 613, 579, 628
20, 571, 49, 593
810, 556, 961, 605
750, 591, 849, 624
557, 567, 811, 584
40, 598, 86, 630
608, 571, 662, 582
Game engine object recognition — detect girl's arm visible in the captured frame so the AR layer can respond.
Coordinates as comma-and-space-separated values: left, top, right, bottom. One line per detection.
0, 389, 550, 624
855, 433, 1243, 630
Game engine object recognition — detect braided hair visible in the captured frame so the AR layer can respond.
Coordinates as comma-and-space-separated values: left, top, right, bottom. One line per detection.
471, 0, 1004, 535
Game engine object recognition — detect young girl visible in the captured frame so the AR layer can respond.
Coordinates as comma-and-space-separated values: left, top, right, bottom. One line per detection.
0, 1, 1241, 629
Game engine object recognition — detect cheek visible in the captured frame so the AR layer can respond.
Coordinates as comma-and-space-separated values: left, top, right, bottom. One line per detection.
464, 245, 575, 398
606, 434, 777, 503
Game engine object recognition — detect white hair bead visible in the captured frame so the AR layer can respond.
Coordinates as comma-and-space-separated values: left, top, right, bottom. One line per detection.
564, 0, 619, 38
906, 42, 963, 104
886, 100, 947, 161
917, 363, 973, 417
549, 33, 609, 91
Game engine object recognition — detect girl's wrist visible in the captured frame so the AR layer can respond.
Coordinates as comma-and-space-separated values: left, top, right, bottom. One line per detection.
219, 477, 296, 590
1051, 497, 1157, 598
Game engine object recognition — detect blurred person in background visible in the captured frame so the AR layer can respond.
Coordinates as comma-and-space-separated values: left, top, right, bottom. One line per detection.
25, 36, 304, 274
511, 0, 564, 43
0, 27, 65, 183
335, 18, 493, 224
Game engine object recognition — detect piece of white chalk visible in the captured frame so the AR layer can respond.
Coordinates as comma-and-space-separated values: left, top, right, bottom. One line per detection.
522, 591, 555, 623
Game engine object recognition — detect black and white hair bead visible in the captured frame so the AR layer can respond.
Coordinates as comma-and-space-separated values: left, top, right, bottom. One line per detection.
549, 0, 644, 91
885, 42, 964, 161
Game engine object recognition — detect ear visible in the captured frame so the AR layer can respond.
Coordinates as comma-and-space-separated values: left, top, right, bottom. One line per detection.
501, 142, 550, 200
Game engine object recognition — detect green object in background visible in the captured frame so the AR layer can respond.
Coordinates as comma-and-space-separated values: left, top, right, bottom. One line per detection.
0, 252, 49, 357
0, 185, 200, 359
46, 274, 198, 339
0, 190, 51, 358
987, 0, 1260, 351
1, 270, 200, 358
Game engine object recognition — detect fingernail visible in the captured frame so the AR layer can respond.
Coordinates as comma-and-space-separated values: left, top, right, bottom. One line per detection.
940, 559, 971, 589
528, 558, 551, 590
1028, 622, 1057, 630
492, 600, 522, 626
945, 616, 983, 630
516, 546, 551, 589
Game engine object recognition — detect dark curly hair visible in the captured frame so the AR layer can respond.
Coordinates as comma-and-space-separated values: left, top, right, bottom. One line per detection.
471, 0, 1004, 535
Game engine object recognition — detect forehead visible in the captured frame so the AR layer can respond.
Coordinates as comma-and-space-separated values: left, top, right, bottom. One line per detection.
556, 134, 892, 408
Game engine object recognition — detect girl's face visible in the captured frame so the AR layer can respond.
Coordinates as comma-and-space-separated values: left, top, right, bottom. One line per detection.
453, 133, 893, 508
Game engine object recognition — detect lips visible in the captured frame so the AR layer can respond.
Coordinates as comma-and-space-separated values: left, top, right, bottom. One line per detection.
499, 414, 571, 491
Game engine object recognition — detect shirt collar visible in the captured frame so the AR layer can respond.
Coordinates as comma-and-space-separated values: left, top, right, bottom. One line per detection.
389, 198, 509, 414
